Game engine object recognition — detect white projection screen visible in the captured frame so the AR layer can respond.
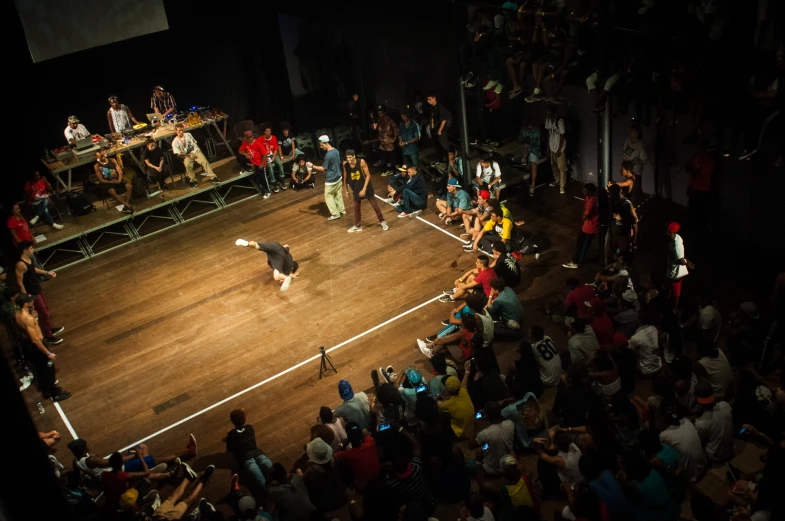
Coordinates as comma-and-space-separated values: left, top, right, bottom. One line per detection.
15, 0, 169, 63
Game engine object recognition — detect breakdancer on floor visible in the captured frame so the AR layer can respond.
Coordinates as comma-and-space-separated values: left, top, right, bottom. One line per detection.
236, 240, 300, 291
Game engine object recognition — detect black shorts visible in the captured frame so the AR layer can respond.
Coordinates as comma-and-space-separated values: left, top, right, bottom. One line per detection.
103, 181, 127, 195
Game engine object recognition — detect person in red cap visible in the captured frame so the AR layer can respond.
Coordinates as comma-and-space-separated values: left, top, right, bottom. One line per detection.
238, 130, 271, 198
665, 221, 694, 312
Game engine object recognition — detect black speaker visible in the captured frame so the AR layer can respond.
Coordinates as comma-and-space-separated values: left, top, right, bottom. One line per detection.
333, 125, 354, 154
296, 132, 317, 160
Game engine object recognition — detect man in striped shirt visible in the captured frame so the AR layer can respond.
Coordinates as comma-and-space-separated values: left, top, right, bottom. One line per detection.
151, 86, 177, 117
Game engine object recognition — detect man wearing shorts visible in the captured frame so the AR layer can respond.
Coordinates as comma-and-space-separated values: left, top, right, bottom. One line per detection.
152, 464, 215, 520
519, 117, 542, 196
665, 221, 694, 313
244, 241, 300, 291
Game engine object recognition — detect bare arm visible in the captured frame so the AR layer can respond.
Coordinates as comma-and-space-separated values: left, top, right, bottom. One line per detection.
360, 160, 372, 196
15, 262, 26, 294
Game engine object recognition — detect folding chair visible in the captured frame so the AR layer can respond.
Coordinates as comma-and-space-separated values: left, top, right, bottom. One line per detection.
295, 132, 317, 160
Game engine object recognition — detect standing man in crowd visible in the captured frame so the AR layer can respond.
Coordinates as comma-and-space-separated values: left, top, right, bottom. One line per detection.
238, 130, 271, 198
427, 94, 452, 164
343, 150, 388, 233
563, 183, 599, 269
106, 96, 139, 133
172, 124, 218, 188
14, 241, 64, 346
665, 221, 694, 313
150, 86, 177, 118
142, 139, 171, 191
520, 115, 542, 196
545, 106, 567, 194
15, 294, 71, 401
399, 111, 421, 168
364, 106, 398, 176
312, 135, 346, 220
260, 124, 286, 192
64, 115, 97, 145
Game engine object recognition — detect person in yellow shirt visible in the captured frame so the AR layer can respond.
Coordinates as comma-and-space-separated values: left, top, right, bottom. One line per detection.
466, 205, 513, 254
437, 361, 475, 439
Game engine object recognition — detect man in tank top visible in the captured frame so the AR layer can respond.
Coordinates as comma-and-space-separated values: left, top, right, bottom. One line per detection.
342, 150, 388, 233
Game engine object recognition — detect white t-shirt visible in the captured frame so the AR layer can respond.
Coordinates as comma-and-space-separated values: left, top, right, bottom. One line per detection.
557, 443, 584, 485
531, 337, 562, 386
621, 139, 648, 175
659, 419, 707, 482
698, 305, 722, 343
476, 420, 515, 475
666, 234, 689, 280
172, 133, 201, 156
629, 325, 662, 375
476, 161, 502, 184
698, 350, 732, 401
544, 115, 566, 153
567, 326, 599, 363
64, 124, 90, 143
695, 401, 734, 462
468, 506, 496, 521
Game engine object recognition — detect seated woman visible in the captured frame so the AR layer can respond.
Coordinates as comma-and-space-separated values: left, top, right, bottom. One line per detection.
290, 155, 315, 190
24, 171, 64, 230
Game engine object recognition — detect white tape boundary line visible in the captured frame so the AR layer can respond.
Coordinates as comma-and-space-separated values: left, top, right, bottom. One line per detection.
115, 293, 443, 453
374, 194, 469, 244
54, 402, 78, 440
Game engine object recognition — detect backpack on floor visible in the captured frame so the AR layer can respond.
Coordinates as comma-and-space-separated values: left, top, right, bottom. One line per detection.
510, 228, 538, 255
132, 174, 147, 199
67, 192, 95, 216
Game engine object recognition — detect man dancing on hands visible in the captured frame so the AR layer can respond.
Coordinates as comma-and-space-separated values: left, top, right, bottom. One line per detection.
237, 240, 299, 291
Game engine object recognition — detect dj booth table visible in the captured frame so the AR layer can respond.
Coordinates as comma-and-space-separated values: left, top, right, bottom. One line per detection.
40, 113, 233, 193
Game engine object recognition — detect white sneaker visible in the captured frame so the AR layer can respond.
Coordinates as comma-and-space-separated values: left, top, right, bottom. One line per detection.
483, 80, 498, 91
280, 276, 292, 291
383, 197, 394, 204
529, 186, 535, 196
409, 209, 422, 218
327, 215, 341, 221
494, 84, 503, 94
560, 188, 566, 194
562, 262, 579, 269
52, 223, 64, 230
586, 71, 598, 91
535, 253, 540, 259
19, 376, 32, 391
380, 221, 389, 231
29, 216, 39, 225
417, 339, 433, 358
438, 212, 445, 218
549, 180, 558, 187
263, 193, 271, 199
347, 226, 362, 233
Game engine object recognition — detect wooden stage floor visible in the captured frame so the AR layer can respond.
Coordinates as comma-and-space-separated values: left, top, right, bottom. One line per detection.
28, 175, 591, 504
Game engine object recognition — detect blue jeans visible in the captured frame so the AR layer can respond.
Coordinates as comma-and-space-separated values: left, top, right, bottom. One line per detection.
403, 150, 419, 167
242, 454, 273, 489
572, 231, 596, 265
33, 200, 55, 225
395, 189, 426, 213
266, 155, 285, 183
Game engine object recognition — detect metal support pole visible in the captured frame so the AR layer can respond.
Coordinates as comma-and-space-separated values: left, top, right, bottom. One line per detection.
458, 75, 472, 188
598, 107, 611, 187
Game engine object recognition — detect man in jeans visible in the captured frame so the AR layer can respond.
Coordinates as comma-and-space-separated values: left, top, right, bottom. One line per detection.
226, 409, 272, 491
260, 124, 286, 192
563, 183, 600, 269
312, 136, 345, 220
237, 130, 271, 198
398, 111, 421, 167
545, 107, 567, 194
427, 94, 452, 164
391, 164, 428, 218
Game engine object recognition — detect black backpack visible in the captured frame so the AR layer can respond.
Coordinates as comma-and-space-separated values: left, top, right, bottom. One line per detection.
67, 192, 95, 216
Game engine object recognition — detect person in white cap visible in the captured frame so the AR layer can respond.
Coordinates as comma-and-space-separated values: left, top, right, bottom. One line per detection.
311, 135, 346, 220
64, 116, 91, 145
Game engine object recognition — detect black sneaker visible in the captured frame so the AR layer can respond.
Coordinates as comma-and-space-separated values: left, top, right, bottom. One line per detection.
280, 183, 287, 191
168, 458, 181, 478
273, 185, 280, 193
51, 391, 72, 402
210, 177, 220, 184
46, 337, 64, 345
370, 369, 381, 390
51, 326, 65, 336
162, 184, 170, 191
199, 465, 215, 485
188, 180, 199, 188
425, 335, 436, 343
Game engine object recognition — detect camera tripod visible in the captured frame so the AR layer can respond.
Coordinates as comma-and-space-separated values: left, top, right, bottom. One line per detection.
319, 346, 337, 379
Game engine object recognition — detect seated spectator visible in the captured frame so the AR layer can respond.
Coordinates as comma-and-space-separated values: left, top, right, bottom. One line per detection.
693, 380, 734, 463
334, 380, 373, 431
577, 450, 631, 521
101, 451, 185, 510
589, 298, 615, 347
427, 353, 459, 399
671, 355, 700, 415
388, 164, 427, 218
145, 464, 215, 521
552, 363, 601, 428
267, 463, 317, 521
620, 450, 680, 521
658, 397, 707, 483
259, 124, 286, 192
588, 350, 621, 398
238, 130, 271, 197
639, 429, 683, 502
226, 409, 273, 492
436, 179, 472, 226
490, 240, 521, 289
542, 277, 595, 321
419, 293, 487, 360
383, 428, 435, 511
609, 393, 644, 450
94, 150, 134, 213
486, 277, 523, 340
567, 318, 600, 366
528, 326, 562, 387
469, 350, 509, 407
302, 437, 348, 512
437, 368, 475, 439
680, 292, 722, 346
534, 429, 583, 497
440, 254, 497, 303
473, 154, 502, 200
614, 296, 640, 339
23, 171, 64, 230
694, 340, 733, 401
646, 376, 676, 433
469, 401, 515, 476
466, 205, 513, 254
480, 455, 540, 516
519, 115, 543, 196
290, 155, 315, 190
629, 310, 662, 377
318, 406, 348, 451
278, 123, 302, 167
336, 421, 381, 491
733, 370, 781, 438
141, 139, 171, 192
393, 367, 427, 423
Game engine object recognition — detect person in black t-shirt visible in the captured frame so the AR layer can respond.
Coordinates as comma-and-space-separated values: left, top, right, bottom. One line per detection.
426, 94, 452, 164
238, 240, 300, 291
226, 409, 273, 491
141, 139, 171, 190
342, 150, 388, 233
490, 240, 521, 288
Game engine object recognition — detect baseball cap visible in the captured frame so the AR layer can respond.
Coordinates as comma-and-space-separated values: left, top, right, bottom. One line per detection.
667, 221, 681, 233
404, 367, 422, 385
338, 379, 354, 400
447, 178, 461, 188
67, 115, 79, 123
237, 495, 256, 513
153, 85, 164, 92
612, 333, 629, 347
479, 190, 491, 200
740, 302, 760, 320
694, 380, 716, 405
306, 437, 334, 464
318, 135, 330, 143
444, 375, 461, 393
243, 130, 254, 139
118, 488, 139, 509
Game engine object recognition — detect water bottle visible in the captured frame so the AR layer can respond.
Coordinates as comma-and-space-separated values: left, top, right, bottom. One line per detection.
37, 401, 45, 414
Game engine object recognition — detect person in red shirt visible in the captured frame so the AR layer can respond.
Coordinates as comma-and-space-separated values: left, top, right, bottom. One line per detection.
259, 124, 286, 192
7, 203, 34, 247
588, 297, 615, 346
23, 171, 63, 230
685, 145, 715, 231
238, 131, 271, 197
563, 278, 596, 320
441, 254, 497, 302
335, 421, 381, 491
563, 183, 599, 268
